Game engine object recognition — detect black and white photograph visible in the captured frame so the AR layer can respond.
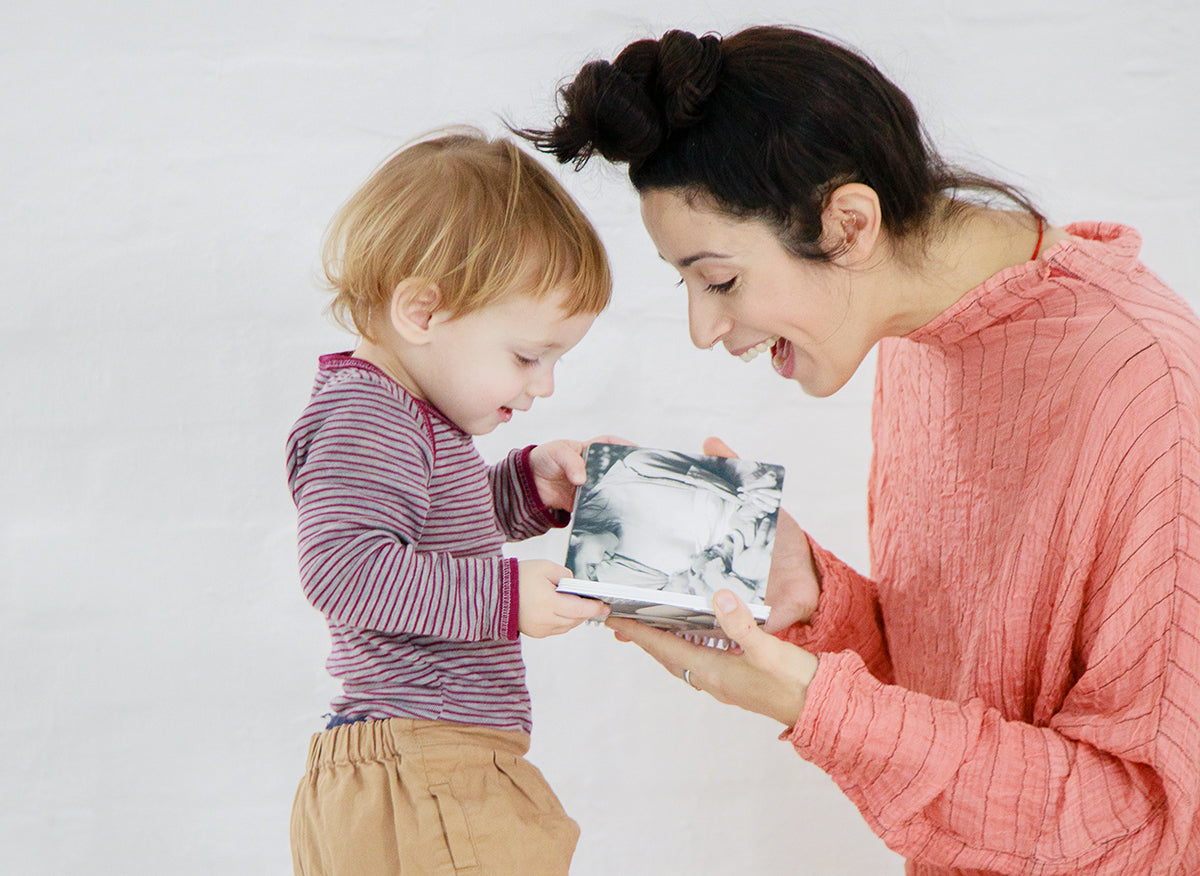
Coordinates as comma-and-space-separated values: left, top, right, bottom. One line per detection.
560, 444, 784, 627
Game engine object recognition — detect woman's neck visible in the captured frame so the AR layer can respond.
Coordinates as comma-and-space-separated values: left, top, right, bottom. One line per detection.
881, 203, 1051, 337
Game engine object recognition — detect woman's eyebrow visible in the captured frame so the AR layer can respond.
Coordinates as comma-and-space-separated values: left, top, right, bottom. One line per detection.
659, 251, 732, 268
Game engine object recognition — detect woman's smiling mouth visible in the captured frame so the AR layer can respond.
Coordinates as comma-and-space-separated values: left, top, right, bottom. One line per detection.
735, 336, 780, 362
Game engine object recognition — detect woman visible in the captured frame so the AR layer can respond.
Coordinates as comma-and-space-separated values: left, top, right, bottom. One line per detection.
520, 26, 1200, 874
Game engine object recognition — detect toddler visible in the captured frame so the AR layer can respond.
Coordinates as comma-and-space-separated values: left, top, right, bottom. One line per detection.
286, 131, 611, 874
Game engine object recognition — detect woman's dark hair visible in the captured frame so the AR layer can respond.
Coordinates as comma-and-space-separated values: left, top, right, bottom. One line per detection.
517, 26, 1040, 260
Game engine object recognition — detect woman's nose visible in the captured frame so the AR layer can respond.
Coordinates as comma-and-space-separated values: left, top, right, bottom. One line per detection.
687, 293, 732, 350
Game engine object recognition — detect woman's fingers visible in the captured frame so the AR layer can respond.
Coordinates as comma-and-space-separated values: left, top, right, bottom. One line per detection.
702, 436, 738, 458
604, 617, 696, 678
713, 589, 763, 650
712, 589, 819, 724
607, 590, 819, 726
762, 511, 821, 632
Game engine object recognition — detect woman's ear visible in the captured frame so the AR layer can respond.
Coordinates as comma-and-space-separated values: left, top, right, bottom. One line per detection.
389, 278, 443, 344
821, 183, 882, 266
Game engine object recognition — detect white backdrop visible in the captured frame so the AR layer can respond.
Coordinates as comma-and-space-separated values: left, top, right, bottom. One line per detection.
4, 1, 1198, 873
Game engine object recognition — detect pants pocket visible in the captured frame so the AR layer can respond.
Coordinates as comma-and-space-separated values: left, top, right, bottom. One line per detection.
429, 781, 480, 871
492, 752, 563, 815
493, 752, 580, 870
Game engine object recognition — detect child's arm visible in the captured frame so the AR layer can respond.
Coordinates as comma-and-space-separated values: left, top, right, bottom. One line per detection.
489, 440, 583, 540
290, 400, 519, 642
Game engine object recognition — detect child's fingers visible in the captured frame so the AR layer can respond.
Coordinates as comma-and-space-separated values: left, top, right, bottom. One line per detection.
542, 562, 573, 582
545, 442, 587, 484
563, 452, 587, 485
556, 593, 610, 620
587, 434, 635, 445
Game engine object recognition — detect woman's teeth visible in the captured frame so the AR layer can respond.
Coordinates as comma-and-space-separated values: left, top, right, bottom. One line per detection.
739, 338, 779, 362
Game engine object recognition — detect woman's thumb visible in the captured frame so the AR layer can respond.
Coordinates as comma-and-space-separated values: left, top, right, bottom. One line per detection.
713, 589, 758, 645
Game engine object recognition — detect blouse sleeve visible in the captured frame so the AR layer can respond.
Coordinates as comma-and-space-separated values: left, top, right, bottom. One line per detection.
777, 537, 894, 684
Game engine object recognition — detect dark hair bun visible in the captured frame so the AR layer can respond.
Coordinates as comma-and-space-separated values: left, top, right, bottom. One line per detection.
654, 30, 722, 129
521, 30, 722, 170
548, 53, 664, 168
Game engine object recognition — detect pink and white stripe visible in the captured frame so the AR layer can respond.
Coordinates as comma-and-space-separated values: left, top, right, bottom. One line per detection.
287, 353, 565, 733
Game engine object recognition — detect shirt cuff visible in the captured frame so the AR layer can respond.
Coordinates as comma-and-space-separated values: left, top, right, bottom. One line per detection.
501, 557, 520, 641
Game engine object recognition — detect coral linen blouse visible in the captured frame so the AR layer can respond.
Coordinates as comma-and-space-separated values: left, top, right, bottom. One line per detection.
786, 223, 1200, 874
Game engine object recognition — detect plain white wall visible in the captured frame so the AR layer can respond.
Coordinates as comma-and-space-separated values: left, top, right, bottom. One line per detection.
4, 1, 1198, 873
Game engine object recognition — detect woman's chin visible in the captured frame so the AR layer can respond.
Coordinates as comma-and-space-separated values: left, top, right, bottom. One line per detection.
792, 363, 848, 398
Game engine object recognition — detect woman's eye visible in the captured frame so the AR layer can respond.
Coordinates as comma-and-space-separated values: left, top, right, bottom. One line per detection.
676, 277, 737, 294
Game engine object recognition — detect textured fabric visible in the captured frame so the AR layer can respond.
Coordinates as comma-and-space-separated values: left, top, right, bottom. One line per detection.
290, 718, 579, 875
783, 224, 1200, 874
287, 353, 567, 733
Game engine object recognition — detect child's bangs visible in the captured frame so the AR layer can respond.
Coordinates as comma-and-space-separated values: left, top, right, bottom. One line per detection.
482, 220, 609, 317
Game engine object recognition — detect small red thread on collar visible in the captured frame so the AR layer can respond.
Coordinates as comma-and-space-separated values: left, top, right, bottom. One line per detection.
1031, 217, 1045, 260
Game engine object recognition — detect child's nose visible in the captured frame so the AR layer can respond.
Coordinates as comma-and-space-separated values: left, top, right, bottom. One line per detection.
529, 366, 555, 398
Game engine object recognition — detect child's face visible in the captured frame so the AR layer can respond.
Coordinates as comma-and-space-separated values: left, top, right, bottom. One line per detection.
419, 289, 596, 435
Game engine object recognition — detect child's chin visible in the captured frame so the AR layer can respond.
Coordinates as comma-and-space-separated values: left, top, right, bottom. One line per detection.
464, 418, 502, 436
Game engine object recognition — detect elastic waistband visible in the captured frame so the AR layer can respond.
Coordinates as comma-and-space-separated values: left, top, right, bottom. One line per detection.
304, 718, 531, 771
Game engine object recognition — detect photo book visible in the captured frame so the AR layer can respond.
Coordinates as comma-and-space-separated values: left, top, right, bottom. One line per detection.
557, 443, 785, 634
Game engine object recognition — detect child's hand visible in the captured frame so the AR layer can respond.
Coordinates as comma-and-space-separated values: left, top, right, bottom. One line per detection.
518, 559, 610, 638
529, 435, 635, 511
528, 440, 587, 512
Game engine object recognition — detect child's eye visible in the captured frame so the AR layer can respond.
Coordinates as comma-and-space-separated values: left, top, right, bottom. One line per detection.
514, 353, 539, 367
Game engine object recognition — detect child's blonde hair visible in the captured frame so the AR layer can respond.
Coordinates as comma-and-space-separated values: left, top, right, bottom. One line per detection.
323, 129, 611, 339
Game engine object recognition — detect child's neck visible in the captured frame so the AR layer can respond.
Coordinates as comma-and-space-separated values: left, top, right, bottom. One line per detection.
352, 338, 425, 401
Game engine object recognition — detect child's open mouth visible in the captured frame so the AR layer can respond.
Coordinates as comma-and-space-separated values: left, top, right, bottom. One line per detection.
499, 407, 513, 422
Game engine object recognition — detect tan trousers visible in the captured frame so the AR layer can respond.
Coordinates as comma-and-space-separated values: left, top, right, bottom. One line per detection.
290, 718, 579, 875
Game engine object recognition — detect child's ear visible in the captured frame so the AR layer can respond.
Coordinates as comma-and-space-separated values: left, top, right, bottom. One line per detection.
389, 279, 443, 343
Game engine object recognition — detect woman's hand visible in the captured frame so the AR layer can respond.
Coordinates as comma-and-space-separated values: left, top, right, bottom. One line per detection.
607, 589, 819, 727
701, 437, 821, 633
761, 508, 821, 633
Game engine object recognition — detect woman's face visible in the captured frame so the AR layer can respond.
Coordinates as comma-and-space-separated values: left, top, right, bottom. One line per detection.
639, 188, 882, 398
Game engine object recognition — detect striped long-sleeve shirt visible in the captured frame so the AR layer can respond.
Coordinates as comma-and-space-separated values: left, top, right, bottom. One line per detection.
786, 223, 1200, 873
286, 353, 567, 733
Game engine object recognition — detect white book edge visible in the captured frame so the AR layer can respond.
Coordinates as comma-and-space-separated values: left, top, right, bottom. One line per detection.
557, 578, 771, 622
